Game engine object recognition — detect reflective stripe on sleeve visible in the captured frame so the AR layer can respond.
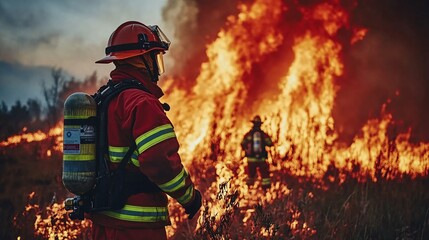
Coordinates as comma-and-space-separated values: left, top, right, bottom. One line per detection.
158, 168, 188, 193
101, 205, 169, 222
177, 185, 194, 205
135, 124, 176, 154
108, 146, 140, 167
262, 178, 271, 186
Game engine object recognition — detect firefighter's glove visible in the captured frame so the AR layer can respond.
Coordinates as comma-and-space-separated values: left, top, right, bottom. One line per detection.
185, 189, 202, 220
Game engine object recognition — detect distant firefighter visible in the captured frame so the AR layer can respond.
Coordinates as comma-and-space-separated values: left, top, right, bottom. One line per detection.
241, 115, 274, 190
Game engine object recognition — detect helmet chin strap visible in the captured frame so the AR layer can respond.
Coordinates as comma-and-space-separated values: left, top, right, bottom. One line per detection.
140, 54, 159, 83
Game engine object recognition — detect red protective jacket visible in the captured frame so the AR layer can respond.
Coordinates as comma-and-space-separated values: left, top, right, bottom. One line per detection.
90, 65, 197, 229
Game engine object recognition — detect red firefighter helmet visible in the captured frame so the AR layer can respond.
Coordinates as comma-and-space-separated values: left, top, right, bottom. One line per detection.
96, 21, 170, 64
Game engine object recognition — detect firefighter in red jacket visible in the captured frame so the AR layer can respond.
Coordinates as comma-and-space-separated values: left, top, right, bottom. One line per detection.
241, 115, 273, 190
93, 21, 202, 239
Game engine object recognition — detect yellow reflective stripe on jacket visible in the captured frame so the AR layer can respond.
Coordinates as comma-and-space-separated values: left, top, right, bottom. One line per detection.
262, 178, 271, 185
158, 168, 188, 193
101, 205, 169, 222
177, 185, 194, 205
108, 146, 140, 167
247, 157, 266, 162
135, 124, 176, 154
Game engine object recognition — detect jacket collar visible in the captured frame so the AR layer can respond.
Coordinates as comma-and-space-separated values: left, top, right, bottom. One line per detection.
110, 65, 164, 99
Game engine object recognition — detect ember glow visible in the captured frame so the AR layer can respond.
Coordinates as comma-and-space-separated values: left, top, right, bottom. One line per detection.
15, 192, 92, 240
8, 0, 428, 238
0, 123, 63, 152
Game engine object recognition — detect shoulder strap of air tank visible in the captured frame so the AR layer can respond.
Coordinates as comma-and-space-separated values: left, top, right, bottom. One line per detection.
92, 79, 150, 176
92, 79, 149, 104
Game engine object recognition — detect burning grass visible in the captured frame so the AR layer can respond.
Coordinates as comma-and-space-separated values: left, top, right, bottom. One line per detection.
2, 139, 428, 239
13, 192, 92, 240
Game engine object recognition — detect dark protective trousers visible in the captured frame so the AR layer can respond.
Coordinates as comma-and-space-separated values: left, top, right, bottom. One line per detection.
246, 161, 271, 189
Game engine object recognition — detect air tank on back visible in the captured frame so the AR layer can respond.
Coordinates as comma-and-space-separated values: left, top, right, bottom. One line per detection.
62, 92, 97, 195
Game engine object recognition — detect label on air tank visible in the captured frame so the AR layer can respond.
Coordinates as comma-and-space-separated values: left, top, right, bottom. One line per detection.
63, 127, 81, 154
80, 125, 95, 144
64, 125, 95, 154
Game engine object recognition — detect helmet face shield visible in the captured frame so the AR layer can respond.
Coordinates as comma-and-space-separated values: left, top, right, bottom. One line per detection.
149, 25, 171, 51
149, 25, 169, 75
156, 52, 165, 75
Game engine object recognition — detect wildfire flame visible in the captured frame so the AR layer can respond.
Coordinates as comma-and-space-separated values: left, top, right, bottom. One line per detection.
161, 0, 429, 236
163, 0, 428, 180
15, 192, 92, 240
0, 123, 63, 152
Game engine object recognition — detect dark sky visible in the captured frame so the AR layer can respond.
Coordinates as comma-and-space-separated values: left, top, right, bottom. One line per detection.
0, 0, 167, 106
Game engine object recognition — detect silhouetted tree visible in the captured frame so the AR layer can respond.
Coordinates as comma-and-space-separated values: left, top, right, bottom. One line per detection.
27, 98, 42, 123
0, 101, 7, 114
26, 98, 43, 131
9, 100, 30, 134
0, 68, 103, 139
43, 68, 65, 128
0, 101, 9, 140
